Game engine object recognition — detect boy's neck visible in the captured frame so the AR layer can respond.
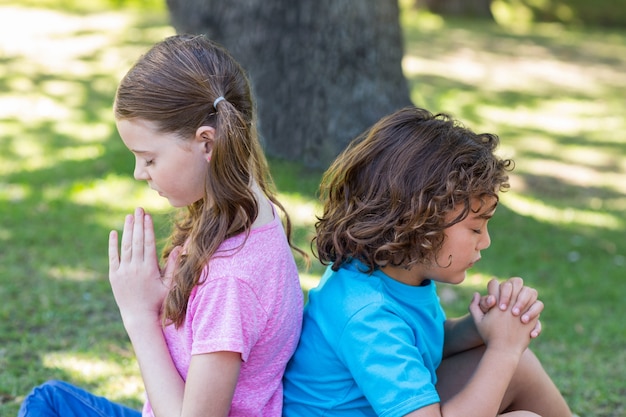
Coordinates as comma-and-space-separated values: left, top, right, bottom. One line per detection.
381, 265, 428, 287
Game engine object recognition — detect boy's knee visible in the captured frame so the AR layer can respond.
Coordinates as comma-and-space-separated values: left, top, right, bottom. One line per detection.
501, 411, 541, 417
517, 349, 543, 375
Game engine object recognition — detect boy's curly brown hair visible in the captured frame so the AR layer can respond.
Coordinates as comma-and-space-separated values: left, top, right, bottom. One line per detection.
314, 107, 514, 273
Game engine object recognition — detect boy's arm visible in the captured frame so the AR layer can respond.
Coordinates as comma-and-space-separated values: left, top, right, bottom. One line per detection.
408, 294, 537, 417
441, 315, 483, 359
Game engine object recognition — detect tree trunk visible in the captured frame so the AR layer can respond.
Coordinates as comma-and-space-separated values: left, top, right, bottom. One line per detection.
167, 0, 412, 167
420, 0, 493, 19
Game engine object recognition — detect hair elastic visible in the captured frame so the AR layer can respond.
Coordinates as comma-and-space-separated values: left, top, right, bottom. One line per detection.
213, 96, 225, 109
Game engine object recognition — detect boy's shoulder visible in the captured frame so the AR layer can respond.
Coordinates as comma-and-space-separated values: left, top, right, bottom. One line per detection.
307, 260, 441, 328
307, 261, 393, 325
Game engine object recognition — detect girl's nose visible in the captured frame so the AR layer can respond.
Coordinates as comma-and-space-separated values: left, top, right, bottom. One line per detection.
133, 162, 149, 181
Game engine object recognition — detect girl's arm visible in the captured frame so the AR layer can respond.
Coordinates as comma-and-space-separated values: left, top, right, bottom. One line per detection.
124, 316, 240, 417
181, 352, 241, 416
109, 208, 240, 417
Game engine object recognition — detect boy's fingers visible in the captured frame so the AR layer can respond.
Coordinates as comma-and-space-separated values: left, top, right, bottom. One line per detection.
479, 294, 496, 312
513, 286, 538, 316
521, 300, 544, 323
530, 319, 542, 338
498, 281, 513, 310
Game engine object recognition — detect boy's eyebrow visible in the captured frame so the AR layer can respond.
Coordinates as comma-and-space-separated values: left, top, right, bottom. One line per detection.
472, 203, 498, 220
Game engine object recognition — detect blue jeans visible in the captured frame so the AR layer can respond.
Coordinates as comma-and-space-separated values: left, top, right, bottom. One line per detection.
18, 380, 141, 417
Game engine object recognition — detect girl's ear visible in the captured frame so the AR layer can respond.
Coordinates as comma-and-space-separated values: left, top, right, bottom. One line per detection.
195, 126, 215, 162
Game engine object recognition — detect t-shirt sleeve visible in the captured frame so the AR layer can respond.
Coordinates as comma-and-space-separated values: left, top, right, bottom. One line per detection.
187, 276, 267, 362
337, 304, 440, 417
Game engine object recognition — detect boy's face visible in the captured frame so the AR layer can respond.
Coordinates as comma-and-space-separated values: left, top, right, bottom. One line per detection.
425, 196, 497, 285
381, 196, 497, 287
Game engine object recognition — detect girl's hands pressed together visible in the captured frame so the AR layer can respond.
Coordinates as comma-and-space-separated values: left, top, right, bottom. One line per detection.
108, 207, 181, 325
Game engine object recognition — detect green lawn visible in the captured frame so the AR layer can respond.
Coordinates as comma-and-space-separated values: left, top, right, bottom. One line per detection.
1, 3, 625, 416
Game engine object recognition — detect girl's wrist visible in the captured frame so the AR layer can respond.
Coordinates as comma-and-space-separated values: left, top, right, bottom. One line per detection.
121, 311, 162, 334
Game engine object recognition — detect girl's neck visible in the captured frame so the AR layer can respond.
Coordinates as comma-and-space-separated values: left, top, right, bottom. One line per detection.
250, 180, 274, 229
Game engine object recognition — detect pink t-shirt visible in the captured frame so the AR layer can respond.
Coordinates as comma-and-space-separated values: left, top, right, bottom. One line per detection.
142, 213, 303, 416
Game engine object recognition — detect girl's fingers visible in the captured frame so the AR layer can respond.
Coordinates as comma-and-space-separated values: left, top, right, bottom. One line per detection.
143, 212, 156, 261
162, 246, 182, 286
120, 213, 134, 263
132, 207, 145, 261
109, 230, 119, 271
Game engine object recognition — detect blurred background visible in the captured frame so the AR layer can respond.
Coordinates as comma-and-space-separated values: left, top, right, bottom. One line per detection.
0, 0, 624, 415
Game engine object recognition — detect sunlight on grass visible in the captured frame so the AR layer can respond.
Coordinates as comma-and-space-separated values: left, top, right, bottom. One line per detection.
47, 266, 99, 281
277, 194, 321, 226
43, 352, 121, 378
299, 273, 322, 293
491, 0, 534, 30
0, 6, 132, 68
0, 183, 30, 202
70, 176, 169, 212
404, 48, 613, 95
42, 352, 144, 400
502, 192, 623, 230
481, 100, 625, 138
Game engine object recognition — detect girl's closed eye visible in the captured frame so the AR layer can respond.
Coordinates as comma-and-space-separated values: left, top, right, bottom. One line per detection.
145, 159, 154, 166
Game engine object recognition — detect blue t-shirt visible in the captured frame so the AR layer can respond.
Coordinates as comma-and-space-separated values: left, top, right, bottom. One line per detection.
283, 260, 446, 417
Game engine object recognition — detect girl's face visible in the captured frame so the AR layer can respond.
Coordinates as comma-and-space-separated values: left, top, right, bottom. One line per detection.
116, 118, 211, 207
425, 197, 496, 285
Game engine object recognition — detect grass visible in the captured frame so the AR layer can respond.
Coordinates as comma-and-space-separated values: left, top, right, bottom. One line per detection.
1, 2, 625, 416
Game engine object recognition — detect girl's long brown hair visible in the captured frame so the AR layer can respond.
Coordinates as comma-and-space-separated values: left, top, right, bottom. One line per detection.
315, 106, 513, 273
115, 34, 306, 327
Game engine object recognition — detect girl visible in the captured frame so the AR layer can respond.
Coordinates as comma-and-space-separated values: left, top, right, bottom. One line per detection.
283, 107, 572, 417
19, 35, 305, 417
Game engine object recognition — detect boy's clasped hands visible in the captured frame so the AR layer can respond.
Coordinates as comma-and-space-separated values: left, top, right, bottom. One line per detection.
474, 277, 543, 353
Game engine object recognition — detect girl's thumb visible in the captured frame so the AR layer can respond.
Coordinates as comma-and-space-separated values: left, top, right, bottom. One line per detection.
162, 246, 182, 285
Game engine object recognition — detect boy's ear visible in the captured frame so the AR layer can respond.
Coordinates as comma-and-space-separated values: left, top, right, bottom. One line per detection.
195, 126, 215, 161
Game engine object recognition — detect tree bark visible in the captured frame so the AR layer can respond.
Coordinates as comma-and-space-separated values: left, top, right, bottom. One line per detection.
167, 0, 412, 167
